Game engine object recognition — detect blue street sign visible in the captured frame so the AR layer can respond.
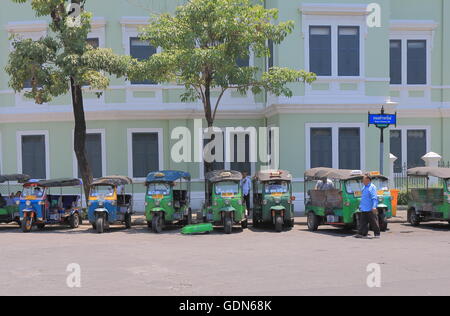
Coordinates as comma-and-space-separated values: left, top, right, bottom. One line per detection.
369, 114, 396, 126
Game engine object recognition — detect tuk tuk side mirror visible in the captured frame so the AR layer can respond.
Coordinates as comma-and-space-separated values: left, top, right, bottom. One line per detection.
291, 196, 296, 201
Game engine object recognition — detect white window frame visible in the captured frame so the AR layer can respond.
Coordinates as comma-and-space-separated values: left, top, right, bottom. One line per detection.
390, 125, 431, 172
302, 4, 368, 96
305, 123, 366, 170
16, 130, 50, 179
0, 132, 3, 174
7, 21, 48, 108
127, 128, 164, 181
72, 129, 107, 179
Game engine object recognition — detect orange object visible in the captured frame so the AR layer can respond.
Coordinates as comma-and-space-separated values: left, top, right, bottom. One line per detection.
390, 189, 400, 217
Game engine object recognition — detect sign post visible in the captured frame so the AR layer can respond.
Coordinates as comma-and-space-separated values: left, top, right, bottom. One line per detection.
368, 106, 397, 175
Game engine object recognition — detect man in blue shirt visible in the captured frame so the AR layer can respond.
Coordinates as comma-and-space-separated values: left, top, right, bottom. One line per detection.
240, 171, 251, 212
356, 175, 381, 239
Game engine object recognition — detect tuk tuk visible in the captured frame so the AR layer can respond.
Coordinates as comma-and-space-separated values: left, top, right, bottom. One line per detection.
19, 178, 83, 232
406, 167, 450, 226
252, 170, 295, 232
0, 174, 30, 226
304, 168, 392, 232
88, 176, 134, 234
145, 170, 192, 233
203, 170, 248, 234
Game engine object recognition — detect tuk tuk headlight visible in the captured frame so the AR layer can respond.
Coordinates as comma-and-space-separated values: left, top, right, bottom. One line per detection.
378, 196, 384, 203
225, 199, 231, 206
275, 198, 281, 205
263, 199, 268, 205
155, 200, 161, 207
238, 199, 242, 205
16, 201, 20, 206
168, 202, 172, 207
213, 201, 218, 206
26, 201, 31, 206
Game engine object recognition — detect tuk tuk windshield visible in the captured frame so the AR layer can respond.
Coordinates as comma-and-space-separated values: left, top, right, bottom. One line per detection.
147, 183, 171, 196
91, 185, 115, 197
346, 180, 362, 194
22, 186, 44, 198
372, 178, 389, 191
265, 181, 289, 194
215, 182, 239, 196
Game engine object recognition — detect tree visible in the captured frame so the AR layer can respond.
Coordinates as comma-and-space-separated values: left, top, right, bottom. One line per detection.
129, 0, 316, 172
6, 0, 130, 198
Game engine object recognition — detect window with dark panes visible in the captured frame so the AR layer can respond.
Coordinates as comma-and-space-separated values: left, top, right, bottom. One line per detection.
203, 132, 225, 174
407, 40, 426, 85
22, 135, 46, 179
309, 26, 331, 76
230, 134, 251, 174
130, 37, 157, 84
268, 40, 274, 69
390, 130, 403, 173
310, 128, 332, 168
390, 40, 402, 84
407, 130, 426, 168
338, 26, 360, 76
78, 133, 102, 179
339, 128, 361, 170
86, 38, 99, 48
132, 133, 159, 178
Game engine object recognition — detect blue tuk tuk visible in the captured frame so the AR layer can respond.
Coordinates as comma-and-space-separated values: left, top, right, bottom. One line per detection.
88, 176, 134, 234
19, 178, 83, 232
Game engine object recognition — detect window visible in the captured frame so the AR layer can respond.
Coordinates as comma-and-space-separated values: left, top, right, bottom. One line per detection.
407, 130, 427, 168
203, 132, 225, 174
268, 40, 274, 69
130, 37, 157, 84
390, 40, 402, 84
407, 40, 426, 84
390, 130, 402, 173
309, 26, 331, 76
21, 135, 46, 179
230, 134, 251, 174
86, 37, 99, 48
310, 128, 332, 168
338, 128, 360, 170
78, 133, 103, 179
338, 27, 360, 76
131, 132, 160, 178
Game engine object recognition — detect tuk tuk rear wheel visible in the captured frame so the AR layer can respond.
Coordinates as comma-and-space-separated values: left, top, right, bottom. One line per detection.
241, 219, 248, 229
21, 216, 33, 233
275, 215, 283, 232
96, 216, 105, 234
124, 213, 132, 229
69, 213, 80, 229
152, 214, 163, 233
37, 223, 46, 230
307, 212, 319, 232
224, 216, 233, 234
408, 210, 420, 227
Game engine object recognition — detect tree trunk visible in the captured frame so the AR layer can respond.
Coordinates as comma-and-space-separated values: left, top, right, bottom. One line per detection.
203, 82, 215, 174
70, 77, 93, 203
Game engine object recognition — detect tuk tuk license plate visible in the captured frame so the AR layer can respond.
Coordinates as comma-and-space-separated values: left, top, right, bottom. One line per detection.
222, 193, 234, 198
354, 191, 362, 197
271, 193, 283, 197
152, 195, 164, 199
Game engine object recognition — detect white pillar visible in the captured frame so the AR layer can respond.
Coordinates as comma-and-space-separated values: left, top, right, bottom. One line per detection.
422, 152, 442, 186
389, 153, 397, 188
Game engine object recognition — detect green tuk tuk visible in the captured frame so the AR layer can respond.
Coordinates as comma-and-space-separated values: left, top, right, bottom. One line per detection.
304, 168, 392, 232
203, 170, 248, 234
145, 170, 193, 233
407, 167, 450, 227
0, 174, 30, 226
252, 170, 295, 232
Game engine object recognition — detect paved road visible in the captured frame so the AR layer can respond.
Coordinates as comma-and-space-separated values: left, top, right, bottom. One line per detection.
0, 212, 449, 296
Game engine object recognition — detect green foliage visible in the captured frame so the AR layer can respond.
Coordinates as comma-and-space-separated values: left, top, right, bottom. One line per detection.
128, 0, 316, 123
6, 0, 132, 104
398, 191, 409, 206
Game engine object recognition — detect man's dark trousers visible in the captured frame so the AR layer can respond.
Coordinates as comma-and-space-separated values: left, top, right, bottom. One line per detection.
243, 194, 250, 212
358, 210, 381, 236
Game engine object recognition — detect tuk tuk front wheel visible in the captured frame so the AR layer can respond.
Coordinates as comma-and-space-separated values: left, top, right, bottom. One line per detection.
152, 214, 163, 233
224, 216, 233, 234
307, 212, 319, 232
378, 212, 388, 232
37, 223, 46, 230
96, 216, 105, 234
69, 213, 80, 229
124, 213, 132, 229
274, 215, 283, 232
241, 219, 248, 229
21, 216, 33, 233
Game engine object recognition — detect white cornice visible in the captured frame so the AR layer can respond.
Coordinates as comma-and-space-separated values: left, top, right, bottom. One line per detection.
390, 20, 438, 32
301, 3, 369, 16
6, 20, 48, 33
91, 17, 106, 29
119, 16, 149, 26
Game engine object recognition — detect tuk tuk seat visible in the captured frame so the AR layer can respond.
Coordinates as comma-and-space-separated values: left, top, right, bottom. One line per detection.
309, 190, 327, 207
173, 190, 187, 204
62, 195, 78, 210
117, 194, 132, 206
325, 189, 343, 209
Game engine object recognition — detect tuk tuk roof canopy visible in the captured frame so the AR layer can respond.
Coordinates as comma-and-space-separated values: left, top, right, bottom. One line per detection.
205, 170, 242, 183
91, 176, 133, 186
146, 170, 191, 184
0, 174, 30, 183
407, 167, 450, 179
254, 170, 292, 182
34, 178, 82, 188
304, 168, 388, 181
